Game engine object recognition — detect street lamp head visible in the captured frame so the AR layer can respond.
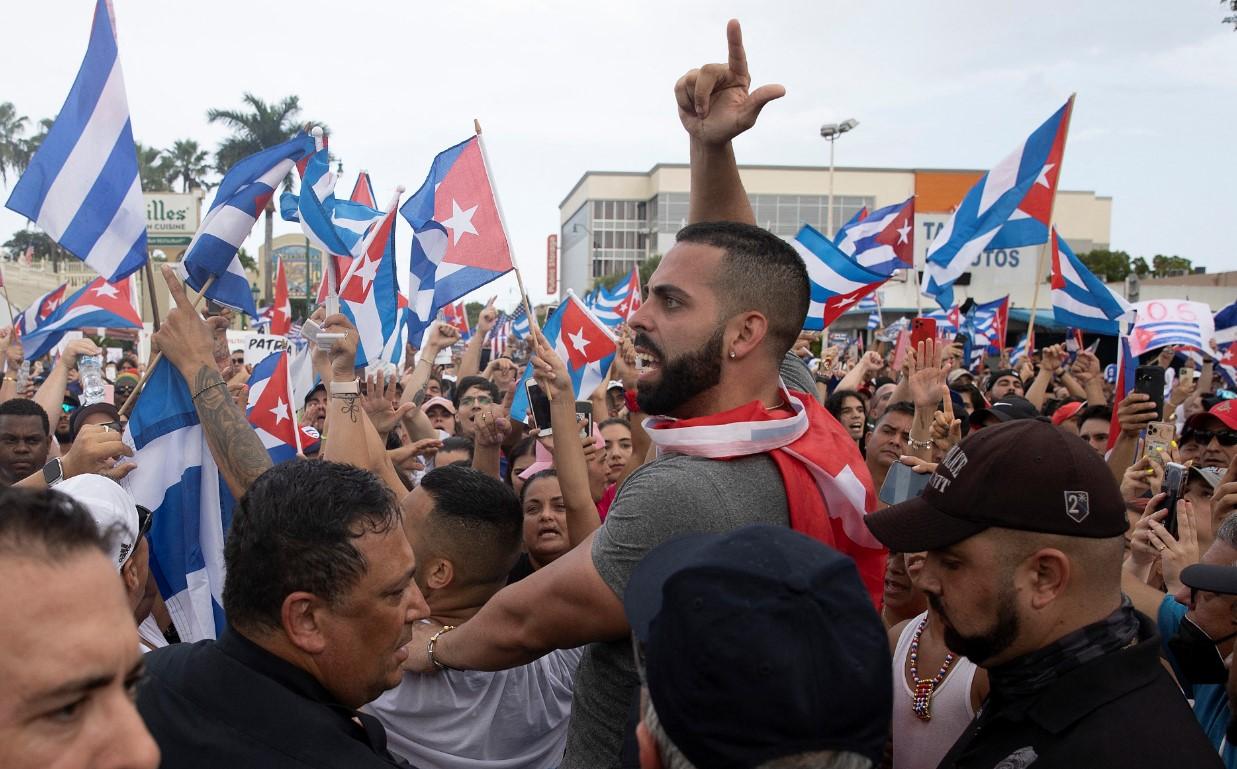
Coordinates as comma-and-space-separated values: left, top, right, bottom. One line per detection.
839, 118, 859, 132
820, 118, 860, 139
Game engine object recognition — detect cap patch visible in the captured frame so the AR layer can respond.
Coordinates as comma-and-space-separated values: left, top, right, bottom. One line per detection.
1064, 491, 1090, 523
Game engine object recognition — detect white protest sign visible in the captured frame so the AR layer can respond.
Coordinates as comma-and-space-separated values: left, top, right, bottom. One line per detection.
241, 334, 289, 365
1128, 300, 1216, 357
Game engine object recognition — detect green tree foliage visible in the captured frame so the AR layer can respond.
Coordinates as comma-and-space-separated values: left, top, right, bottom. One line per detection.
3, 229, 57, 261
207, 93, 305, 173
135, 142, 174, 192
1151, 254, 1193, 277
1076, 248, 1132, 282
1131, 257, 1150, 278
166, 139, 212, 192
0, 102, 29, 185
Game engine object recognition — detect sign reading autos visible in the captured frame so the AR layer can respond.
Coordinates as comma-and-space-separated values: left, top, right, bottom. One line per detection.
145, 193, 199, 247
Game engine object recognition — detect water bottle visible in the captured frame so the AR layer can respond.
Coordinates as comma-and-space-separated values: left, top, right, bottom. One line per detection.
79, 355, 106, 406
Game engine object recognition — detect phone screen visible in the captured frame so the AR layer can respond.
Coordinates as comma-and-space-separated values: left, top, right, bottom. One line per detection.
879, 462, 933, 506
526, 381, 553, 434
575, 401, 593, 437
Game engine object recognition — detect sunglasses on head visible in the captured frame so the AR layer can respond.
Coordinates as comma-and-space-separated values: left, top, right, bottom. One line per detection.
1183, 428, 1237, 447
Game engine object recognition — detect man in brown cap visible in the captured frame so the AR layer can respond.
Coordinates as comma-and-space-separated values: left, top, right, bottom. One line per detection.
866, 419, 1221, 768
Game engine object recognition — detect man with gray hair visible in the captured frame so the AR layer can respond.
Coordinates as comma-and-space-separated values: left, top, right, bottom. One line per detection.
623, 525, 889, 769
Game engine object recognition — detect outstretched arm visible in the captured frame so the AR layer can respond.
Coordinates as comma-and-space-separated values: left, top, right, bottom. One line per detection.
677, 19, 784, 224
154, 266, 271, 499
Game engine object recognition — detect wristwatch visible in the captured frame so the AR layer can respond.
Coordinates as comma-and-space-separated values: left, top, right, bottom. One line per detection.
43, 457, 65, 487
328, 378, 360, 396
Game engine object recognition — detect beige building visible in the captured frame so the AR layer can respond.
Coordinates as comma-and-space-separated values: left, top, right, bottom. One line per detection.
557, 164, 1112, 313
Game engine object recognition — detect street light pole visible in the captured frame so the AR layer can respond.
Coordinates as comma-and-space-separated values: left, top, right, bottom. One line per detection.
820, 118, 859, 237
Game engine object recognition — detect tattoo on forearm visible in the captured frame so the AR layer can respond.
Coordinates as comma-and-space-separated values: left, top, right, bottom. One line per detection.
193, 366, 272, 494
335, 393, 360, 423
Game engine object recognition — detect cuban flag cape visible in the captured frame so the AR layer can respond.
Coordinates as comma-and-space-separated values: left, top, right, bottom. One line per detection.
792, 224, 889, 331
643, 387, 885, 607
924, 97, 1074, 309
399, 136, 515, 342
1049, 229, 1131, 335
21, 275, 142, 360
509, 293, 616, 424
122, 359, 234, 641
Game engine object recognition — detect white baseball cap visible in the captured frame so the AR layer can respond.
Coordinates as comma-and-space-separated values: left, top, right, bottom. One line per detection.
56, 474, 142, 571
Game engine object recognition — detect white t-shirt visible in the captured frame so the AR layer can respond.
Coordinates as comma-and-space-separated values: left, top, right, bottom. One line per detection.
365, 645, 583, 769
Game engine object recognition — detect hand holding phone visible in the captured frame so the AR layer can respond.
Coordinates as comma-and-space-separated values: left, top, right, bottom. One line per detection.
911, 318, 937, 351
1161, 461, 1187, 540
1133, 365, 1166, 421
879, 461, 933, 506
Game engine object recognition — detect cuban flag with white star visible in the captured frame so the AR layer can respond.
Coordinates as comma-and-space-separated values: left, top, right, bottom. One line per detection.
400, 136, 514, 343
508, 293, 616, 424
20, 275, 142, 360
834, 196, 915, 277
336, 200, 402, 368
1049, 228, 1131, 335
246, 350, 316, 463
924, 97, 1074, 309
792, 224, 890, 331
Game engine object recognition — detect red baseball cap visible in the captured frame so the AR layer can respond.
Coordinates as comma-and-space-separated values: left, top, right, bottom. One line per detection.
1051, 401, 1085, 426
1185, 400, 1237, 432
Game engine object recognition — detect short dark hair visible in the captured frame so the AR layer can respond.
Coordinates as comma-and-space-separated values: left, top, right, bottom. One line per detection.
598, 417, 631, 433
0, 488, 109, 562
1076, 404, 1112, 426
453, 376, 499, 409
825, 389, 866, 420
520, 468, 559, 504
676, 221, 810, 359
876, 401, 916, 426
420, 465, 522, 585
222, 460, 400, 632
439, 435, 475, 464
0, 398, 50, 436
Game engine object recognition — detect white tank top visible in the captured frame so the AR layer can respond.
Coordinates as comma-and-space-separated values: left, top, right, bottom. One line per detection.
891, 610, 979, 769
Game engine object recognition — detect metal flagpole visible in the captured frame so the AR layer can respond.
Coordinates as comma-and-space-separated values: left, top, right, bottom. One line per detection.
309, 127, 341, 319
473, 120, 541, 335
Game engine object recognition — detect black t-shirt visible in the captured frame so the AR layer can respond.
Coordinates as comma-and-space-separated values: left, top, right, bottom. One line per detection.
506, 552, 535, 584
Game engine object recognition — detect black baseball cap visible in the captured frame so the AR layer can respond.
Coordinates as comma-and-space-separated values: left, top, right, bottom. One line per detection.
969, 394, 1039, 428
866, 419, 1127, 552
623, 525, 890, 768
1181, 564, 1237, 596
303, 382, 325, 406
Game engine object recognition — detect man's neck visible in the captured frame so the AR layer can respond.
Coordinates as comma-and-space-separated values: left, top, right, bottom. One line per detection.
868, 459, 889, 493
671, 371, 782, 420
426, 583, 503, 627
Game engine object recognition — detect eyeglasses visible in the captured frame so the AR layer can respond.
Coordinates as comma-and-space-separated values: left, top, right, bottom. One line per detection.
135, 505, 153, 539
460, 395, 493, 407
1182, 429, 1237, 447
61, 403, 74, 414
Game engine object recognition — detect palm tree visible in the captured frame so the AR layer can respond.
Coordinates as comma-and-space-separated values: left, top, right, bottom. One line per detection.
207, 93, 305, 302
135, 142, 174, 192
166, 139, 212, 193
0, 102, 29, 185
15, 117, 54, 174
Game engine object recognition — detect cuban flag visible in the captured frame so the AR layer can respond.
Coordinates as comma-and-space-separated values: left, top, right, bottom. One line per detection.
509, 305, 530, 339
182, 134, 314, 317
442, 301, 471, 340
923, 98, 1074, 309
336, 198, 402, 368
792, 224, 890, 331
965, 296, 1010, 350
612, 267, 643, 321
1048, 229, 1131, 336
350, 170, 377, 207
246, 350, 315, 463
835, 197, 915, 277
14, 282, 69, 337
509, 293, 616, 424
858, 295, 881, 330
399, 136, 515, 342
1009, 335, 1029, 366
20, 276, 142, 360
1214, 301, 1237, 346
1106, 331, 1139, 449
592, 281, 630, 328
122, 359, 234, 641
5, 0, 146, 283
833, 206, 868, 243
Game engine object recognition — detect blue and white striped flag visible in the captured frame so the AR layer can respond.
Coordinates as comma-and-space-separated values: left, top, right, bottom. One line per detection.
1009, 335, 1029, 366
791, 224, 889, 331
183, 134, 314, 317
509, 305, 531, 339
5, 0, 147, 282
858, 295, 881, 329
1048, 229, 1131, 335
122, 359, 234, 642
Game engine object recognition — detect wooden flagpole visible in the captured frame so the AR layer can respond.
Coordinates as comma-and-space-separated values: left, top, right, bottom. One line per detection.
1025, 93, 1077, 352
117, 274, 216, 417
473, 119, 541, 336
143, 259, 162, 331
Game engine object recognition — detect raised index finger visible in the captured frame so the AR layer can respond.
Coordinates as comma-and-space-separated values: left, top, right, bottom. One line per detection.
726, 19, 748, 80
161, 264, 192, 309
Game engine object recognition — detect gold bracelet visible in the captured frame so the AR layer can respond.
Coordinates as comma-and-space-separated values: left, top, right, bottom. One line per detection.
427, 625, 458, 671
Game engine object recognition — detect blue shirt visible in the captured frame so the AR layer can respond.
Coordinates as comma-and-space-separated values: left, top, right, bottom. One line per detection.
1158, 593, 1237, 768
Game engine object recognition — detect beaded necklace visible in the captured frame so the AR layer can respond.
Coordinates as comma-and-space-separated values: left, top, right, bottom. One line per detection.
908, 616, 957, 722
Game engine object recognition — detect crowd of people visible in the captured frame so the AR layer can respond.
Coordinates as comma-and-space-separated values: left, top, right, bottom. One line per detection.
2, 18, 1237, 769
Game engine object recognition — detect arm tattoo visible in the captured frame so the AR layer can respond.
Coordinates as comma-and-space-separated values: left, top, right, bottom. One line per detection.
192, 365, 272, 497
335, 393, 360, 423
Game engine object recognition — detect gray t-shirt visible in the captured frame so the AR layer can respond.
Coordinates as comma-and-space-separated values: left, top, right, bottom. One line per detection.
562, 452, 790, 769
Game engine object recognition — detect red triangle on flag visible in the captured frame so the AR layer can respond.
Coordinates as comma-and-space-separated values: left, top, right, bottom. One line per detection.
561, 297, 616, 369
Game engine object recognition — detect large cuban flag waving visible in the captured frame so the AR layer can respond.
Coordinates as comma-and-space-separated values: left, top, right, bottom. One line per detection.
792, 224, 890, 331
923, 97, 1074, 309
399, 136, 514, 343
20, 275, 142, 360
509, 293, 617, 424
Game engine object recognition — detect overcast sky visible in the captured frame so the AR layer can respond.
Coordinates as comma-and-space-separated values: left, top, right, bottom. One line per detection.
1, 0, 1233, 306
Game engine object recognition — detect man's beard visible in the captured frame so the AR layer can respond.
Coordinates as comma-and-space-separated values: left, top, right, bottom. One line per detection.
55, 428, 72, 445
635, 328, 725, 416
928, 588, 1021, 666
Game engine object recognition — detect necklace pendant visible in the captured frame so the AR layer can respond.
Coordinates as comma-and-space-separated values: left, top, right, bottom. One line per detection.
912, 680, 935, 721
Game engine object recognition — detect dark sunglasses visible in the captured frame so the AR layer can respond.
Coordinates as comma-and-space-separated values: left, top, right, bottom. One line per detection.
61, 403, 75, 414
135, 505, 153, 539
1183, 428, 1237, 447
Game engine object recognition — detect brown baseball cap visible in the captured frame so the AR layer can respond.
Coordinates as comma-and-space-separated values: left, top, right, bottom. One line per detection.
865, 419, 1127, 552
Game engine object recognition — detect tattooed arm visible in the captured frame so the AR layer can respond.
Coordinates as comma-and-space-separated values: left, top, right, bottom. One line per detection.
153, 265, 271, 499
